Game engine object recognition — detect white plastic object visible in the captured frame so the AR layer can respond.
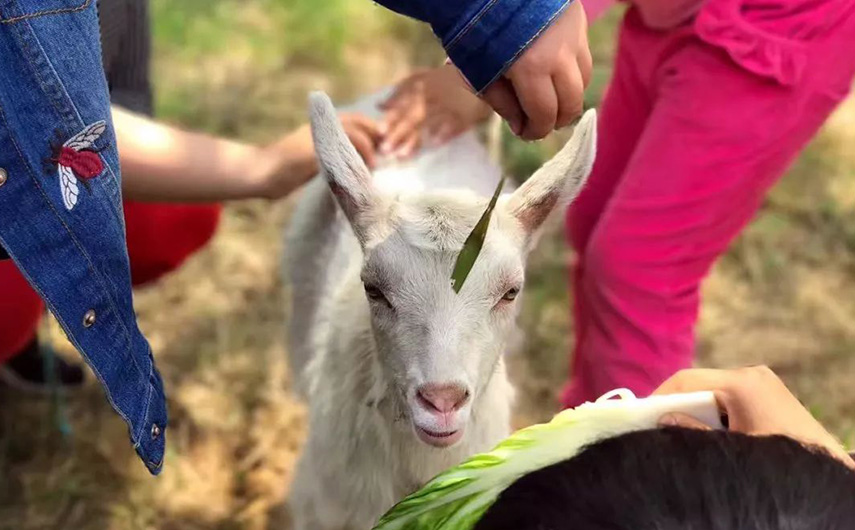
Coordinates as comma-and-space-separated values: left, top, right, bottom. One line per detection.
576, 388, 724, 430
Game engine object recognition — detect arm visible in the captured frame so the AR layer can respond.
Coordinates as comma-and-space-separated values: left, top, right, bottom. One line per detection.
375, 0, 592, 140
114, 106, 380, 202
376, 0, 570, 93
114, 105, 285, 202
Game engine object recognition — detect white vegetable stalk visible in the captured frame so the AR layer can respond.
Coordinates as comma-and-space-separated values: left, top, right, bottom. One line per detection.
372, 390, 722, 530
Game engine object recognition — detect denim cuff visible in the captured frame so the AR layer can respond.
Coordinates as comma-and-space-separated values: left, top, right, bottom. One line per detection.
132, 369, 168, 475
444, 0, 573, 93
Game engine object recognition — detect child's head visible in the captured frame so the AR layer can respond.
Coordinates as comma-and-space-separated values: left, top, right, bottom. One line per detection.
475, 427, 855, 530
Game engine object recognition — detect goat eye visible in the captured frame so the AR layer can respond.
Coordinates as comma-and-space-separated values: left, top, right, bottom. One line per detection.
364, 284, 390, 306
502, 287, 520, 302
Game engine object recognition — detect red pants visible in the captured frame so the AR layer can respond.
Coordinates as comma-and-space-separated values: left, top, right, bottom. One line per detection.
0, 201, 220, 363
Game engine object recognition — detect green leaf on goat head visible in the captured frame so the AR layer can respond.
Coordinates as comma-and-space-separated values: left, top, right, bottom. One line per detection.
450, 177, 506, 293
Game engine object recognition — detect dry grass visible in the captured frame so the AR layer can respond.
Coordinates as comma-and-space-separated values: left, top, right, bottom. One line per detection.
2, 5, 855, 529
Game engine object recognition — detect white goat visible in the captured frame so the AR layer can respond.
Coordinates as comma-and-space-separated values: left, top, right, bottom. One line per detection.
284, 91, 597, 530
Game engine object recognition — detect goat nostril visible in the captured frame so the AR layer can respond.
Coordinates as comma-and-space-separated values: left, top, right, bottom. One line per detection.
417, 384, 469, 414
417, 390, 440, 413
459, 389, 471, 408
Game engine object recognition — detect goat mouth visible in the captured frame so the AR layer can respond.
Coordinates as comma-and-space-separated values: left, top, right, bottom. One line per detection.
415, 426, 463, 448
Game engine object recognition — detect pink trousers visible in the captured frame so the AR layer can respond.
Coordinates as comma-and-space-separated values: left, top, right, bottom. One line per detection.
562, 2, 855, 407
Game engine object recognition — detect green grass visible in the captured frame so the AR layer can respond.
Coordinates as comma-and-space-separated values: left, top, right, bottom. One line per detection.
151, 0, 354, 67
149, 0, 419, 137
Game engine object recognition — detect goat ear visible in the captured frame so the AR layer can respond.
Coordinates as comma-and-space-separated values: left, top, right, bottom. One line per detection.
309, 91, 377, 242
506, 109, 597, 248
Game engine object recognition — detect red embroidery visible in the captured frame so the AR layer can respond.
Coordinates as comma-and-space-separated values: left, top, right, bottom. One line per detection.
58, 146, 104, 179
46, 121, 108, 210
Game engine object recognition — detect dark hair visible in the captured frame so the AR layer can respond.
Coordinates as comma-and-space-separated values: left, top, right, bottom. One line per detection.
475, 428, 855, 530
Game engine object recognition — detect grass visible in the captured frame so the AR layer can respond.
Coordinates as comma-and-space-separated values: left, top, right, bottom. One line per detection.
2, 2, 855, 529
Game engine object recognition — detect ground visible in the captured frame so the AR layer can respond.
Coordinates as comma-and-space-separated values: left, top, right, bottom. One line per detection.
2, 3, 854, 529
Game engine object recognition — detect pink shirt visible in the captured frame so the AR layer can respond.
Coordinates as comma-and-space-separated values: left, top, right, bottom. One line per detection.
584, 0, 705, 28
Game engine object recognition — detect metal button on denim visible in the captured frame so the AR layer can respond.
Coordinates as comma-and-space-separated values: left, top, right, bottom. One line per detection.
0, 168, 7, 187
151, 423, 161, 439
83, 309, 97, 327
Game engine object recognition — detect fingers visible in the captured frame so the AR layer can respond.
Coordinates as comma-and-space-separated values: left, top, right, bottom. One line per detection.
652, 368, 737, 396
512, 72, 558, 140
654, 366, 785, 398
379, 87, 405, 112
654, 370, 732, 431
481, 78, 525, 136
658, 412, 714, 431
652, 369, 737, 422
396, 131, 421, 159
379, 74, 428, 156
342, 114, 384, 143
381, 97, 425, 155
652, 366, 784, 432
379, 69, 428, 111
652, 367, 855, 470
553, 62, 585, 129
340, 114, 382, 168
382, 119, 421, 157
347, 127, 377, 169
425, 113, 465, 147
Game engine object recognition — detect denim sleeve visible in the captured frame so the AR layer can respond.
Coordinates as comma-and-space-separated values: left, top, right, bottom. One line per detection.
376, 0, 573, 93
0, 0, 167, 475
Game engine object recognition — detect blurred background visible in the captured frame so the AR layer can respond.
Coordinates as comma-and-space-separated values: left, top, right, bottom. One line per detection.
2, 1, 854, 529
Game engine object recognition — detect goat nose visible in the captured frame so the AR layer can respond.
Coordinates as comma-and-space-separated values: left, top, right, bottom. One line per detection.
417, 384, 470, 414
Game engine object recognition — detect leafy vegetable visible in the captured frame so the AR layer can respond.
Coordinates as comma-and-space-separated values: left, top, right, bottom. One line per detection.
371, 390, 720, 530
450, 177, 506, 293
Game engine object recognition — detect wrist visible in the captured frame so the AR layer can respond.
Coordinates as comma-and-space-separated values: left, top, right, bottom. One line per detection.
252, 129, 319, 201
242, 145, 281, 200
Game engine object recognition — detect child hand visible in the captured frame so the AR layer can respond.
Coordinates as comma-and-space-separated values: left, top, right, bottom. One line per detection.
481, 1, 592, 140
379, 64, 492, 159
340, 113, 383, 169
254, 113, 381, 200
654, 366, 855, 469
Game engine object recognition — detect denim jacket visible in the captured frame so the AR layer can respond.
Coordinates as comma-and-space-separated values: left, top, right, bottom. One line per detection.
0, 0, 166, 474
376, 0, 573, 93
